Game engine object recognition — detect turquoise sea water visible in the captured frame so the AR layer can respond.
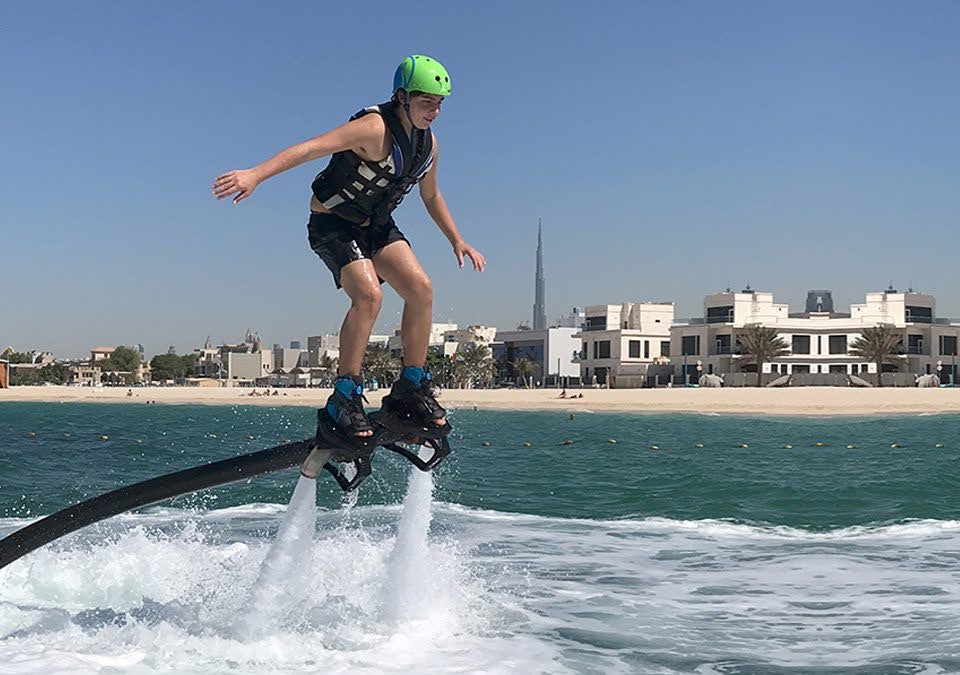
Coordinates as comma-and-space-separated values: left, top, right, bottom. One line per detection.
1, 402, 959, 673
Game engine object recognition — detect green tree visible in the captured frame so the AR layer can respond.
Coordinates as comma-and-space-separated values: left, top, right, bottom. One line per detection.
317, 353, 339, 384
513, 357, 539, 388
99, 346, 142, 383
454, 343, 495, 388
849, 324, 902, 387
425, 351, 454, 388
1, 349, 32, 364
364, 344, 401, 386
150, 353, 195, 381
37, 363, 70, 384
737, 324, 790, 387
10, 368, 38, 386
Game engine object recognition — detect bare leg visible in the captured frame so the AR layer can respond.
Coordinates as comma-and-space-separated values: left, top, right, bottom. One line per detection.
373, 241, 432, 366
373, 241, 445, 425
334, 259, 382, 436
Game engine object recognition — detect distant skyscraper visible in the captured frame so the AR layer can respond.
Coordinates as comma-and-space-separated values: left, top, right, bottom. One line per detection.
805, 290, 834, 313
533, 219, 546, 330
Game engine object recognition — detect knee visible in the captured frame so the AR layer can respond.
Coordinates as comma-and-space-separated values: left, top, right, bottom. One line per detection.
351, 284, 383, 317
406, 275, 433, 306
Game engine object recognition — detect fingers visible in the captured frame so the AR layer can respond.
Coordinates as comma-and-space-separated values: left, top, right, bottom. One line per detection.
467, 249, 486, 272
212, 171, 253, 203
456, 249, 464, 268
212, 172, 237, 200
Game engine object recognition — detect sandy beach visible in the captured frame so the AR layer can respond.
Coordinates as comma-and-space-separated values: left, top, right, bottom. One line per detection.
2, 385, 959, 416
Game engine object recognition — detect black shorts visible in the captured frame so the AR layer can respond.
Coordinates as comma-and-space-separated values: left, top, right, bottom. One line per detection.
307, 211, 409, 289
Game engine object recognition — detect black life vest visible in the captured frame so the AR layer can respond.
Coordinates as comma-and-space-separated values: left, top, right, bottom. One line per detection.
311, 101, 435, 227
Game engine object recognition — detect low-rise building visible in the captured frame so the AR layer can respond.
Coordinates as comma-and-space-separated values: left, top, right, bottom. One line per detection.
226, 350, 275, 386
670, 287, 960, 384
575, 302, 675, 386
492, 327, 581, 386
441, 325, 497, 356
387, 323, 457, 356
307, 334, 340, 367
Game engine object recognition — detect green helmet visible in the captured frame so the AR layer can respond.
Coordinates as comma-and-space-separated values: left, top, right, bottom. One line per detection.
393, 55, 451, 97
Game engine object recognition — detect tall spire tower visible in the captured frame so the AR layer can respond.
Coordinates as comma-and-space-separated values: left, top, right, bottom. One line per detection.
533, 219, 546, 330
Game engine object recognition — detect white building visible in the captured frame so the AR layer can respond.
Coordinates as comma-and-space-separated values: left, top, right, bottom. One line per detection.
226, 350, 275, 386
387, 322, 458, 356
442, 325, 497, 354
575, 302, 675, 386
273, 346, 307, 370
492, 327, 582, 385
307, 334, 340, 367
670, 287, 960, 384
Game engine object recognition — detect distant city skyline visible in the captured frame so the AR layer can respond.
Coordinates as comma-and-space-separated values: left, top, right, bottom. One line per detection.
9, 282, 959, 361
4, 3, 958, 358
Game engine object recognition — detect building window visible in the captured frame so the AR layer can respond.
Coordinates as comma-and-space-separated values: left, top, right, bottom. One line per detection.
643, 340, 650, 358
829, 364, 846, 373
597, 341, 611, 359
706, 306, 734, 324
629, 340, 641, 358
661, 341, 670, 357
792, 335, 810, 354
906, 306, 933, 324
817, 335, 822, 354
940, 335, 958, 356
681, 335, 700, 356
585, 316, 607, 331
592, 342, 597, 359
829, 335, 847, 355
907, 334, 924, 355
793, 364, 810, 373
582, 342, 587, 360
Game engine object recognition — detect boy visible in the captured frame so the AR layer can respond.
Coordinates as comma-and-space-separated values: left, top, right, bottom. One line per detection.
213, 55, 484, 446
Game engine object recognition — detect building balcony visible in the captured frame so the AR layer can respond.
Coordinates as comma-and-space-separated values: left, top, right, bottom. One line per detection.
902, 346, 930, 356
710, 346, 738, 355
582, 325, 609, 332
706, 316, 734, 324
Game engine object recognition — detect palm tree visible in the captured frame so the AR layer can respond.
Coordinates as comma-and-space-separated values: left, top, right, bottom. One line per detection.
849, 324, 902, 387
364, 344, 401, 386
316, 353, 338, 386
454, 343, 495, 388
425, 351, 454, 388
737, 324, 790, 387
513, 357, 540, 388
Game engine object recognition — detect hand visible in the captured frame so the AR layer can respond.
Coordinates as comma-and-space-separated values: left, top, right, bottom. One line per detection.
453, 241, 486, 271
212, 169, 259, 204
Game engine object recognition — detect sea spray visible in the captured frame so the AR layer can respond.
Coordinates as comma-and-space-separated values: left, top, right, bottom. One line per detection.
237, 474, 317, 637
383, 453, 436, 624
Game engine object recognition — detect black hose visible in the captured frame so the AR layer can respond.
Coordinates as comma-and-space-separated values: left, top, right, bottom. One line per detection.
0, 438, 315, 570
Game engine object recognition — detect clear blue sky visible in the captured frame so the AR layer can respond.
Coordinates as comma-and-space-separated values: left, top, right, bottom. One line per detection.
3, 1, 958, 358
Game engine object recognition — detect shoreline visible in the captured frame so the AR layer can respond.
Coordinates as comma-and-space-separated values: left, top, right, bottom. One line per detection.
3, 385, 960, 417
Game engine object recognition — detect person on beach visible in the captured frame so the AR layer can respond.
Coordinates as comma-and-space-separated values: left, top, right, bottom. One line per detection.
213, 55, 484, 445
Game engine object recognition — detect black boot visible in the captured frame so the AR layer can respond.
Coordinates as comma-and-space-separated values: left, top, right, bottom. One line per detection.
318, 375, 375, 455
380, 367, 449, 433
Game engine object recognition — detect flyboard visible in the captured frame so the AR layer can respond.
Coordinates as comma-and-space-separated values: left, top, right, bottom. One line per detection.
0, 409, 451, 570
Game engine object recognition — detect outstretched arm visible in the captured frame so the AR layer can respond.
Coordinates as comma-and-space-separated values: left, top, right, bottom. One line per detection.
212, 114, 384, 204
419, 139, 486, 271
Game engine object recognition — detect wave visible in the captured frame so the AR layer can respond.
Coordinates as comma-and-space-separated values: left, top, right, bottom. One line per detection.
4, 493, 960, 672
6, 500, 960, 542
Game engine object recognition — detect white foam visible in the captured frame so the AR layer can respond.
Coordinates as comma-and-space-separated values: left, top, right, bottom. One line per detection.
237, 475, 318, 639
382, 466, 435, 623
4, 504, 960, 671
